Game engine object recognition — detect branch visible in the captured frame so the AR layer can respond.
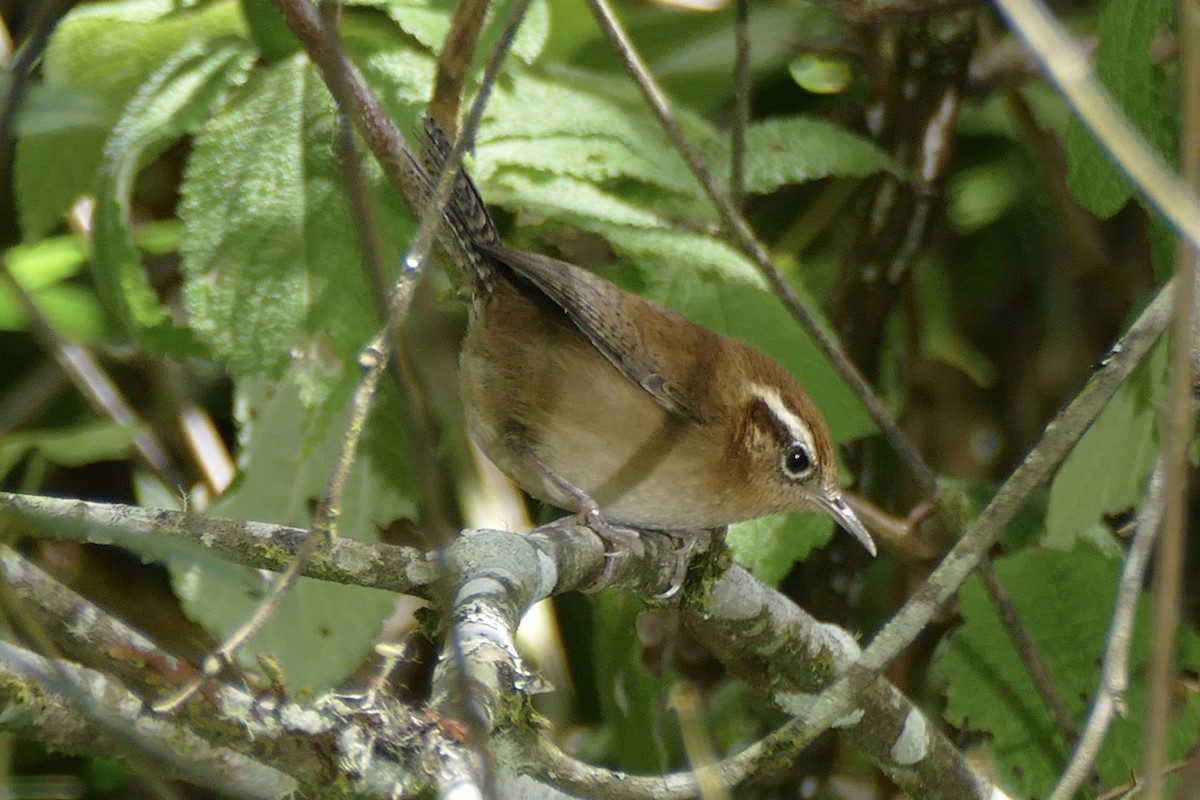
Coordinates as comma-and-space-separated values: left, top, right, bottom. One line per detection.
0, 542, 498, 799
0, 641, 293, 800
2, 488, 998, 797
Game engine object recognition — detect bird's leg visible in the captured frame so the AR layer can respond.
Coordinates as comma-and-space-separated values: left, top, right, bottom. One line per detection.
654, 528, 713, 600
523, 450, 641, 552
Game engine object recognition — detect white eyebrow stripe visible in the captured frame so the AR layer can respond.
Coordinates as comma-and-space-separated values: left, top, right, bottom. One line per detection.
749, 382, 814, 453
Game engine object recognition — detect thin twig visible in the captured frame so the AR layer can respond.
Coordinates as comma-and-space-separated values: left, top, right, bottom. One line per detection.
991, 0, 1200, 252
1049, 460, 1168, 800
327, 9, 456, 541
978, 556, 1078, 745
730, 0, 750, 208
583, 0, 941, 498
1143, 0, 1200, 791
429, 0, 491, 133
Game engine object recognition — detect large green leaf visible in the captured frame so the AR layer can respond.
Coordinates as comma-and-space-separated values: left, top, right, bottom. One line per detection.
941, 547, 1200, 798
726, 513, 832, 586
93, 37, 256, 353
15, 0, 245, 240
1045, 338, 1165, 549
735, 116, 895, 194
477, 68, 700, 195
179, 55, 417, 403
1064, 0, 1175, 217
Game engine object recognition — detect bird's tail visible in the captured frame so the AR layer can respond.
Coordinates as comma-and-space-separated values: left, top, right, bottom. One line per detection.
415, 117, 501, 295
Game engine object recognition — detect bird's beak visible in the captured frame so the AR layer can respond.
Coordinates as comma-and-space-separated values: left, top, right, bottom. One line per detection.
817, 493, 877, 557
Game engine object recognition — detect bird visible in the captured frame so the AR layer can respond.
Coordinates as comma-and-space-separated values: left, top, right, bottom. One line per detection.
415, 118, 876, 569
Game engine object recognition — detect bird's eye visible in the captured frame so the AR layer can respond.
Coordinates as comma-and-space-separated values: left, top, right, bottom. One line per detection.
782, 444, 813, 479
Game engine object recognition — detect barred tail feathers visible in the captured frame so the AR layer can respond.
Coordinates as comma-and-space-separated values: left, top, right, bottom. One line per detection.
418, 118, 502, 294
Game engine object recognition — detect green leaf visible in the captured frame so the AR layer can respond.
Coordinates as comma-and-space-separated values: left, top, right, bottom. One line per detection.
0, 421, 139, 483
788, 54, 852, 95
239, 0, 300, 61
940, 546, 1200, 798
727, 513, 833, 585
1064, 0, 1175, 217
179, 55, 416, 400
946, 160, 1022, 234
1045, 338, 1166, 549
5, 235, 87, 290
477, 68, 699, 195
15, 0, 246, 240
169, 378, 417, 691
93, 37, 256, 352
1, 75, 111, 138
0, 236, 106, 339
738, 116, 894, 194
591, 592, 674, 771
913, 259, 997, 387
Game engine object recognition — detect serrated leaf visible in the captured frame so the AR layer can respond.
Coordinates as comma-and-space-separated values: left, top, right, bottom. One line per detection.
478, 69, 699, 195
477, 135, 693, 194
1045, 338, 1165, 549
93, 37, 256, 352
169, 378, 417, 691
179, 55, 416, 400
1064, 0, 1174, 216
738, 117, 895, 194
727, 513, 833, 585
941, 547, 1200, 798
15, 0, 246, 240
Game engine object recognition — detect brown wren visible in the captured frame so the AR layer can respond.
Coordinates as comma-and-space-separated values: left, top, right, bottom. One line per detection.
418, 121, 875, 558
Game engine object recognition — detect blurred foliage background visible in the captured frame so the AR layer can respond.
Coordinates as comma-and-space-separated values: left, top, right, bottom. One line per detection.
0, 0, 1196, 796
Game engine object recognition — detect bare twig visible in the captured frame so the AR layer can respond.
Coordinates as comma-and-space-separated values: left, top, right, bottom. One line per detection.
1049, 460, 1168, 800
730, 0, 750, 208
429, 0, 490, 133
1143, 0, 1200, 792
